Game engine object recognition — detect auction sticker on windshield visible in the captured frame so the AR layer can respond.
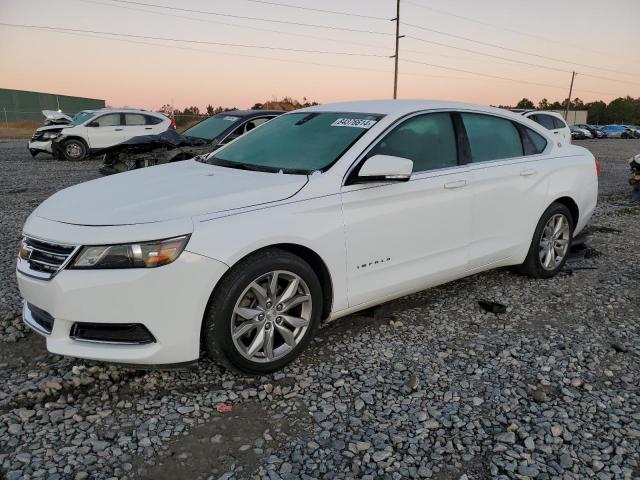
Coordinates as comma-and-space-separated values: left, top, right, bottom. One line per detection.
331, 118, 377, 129
223, 116, 240, 121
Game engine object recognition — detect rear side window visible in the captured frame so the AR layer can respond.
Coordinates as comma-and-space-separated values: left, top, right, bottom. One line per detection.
146, 115, 163, 125
552, 117, 567, 129
368, 112, 458, 172
525, 128, 548, 154
95, 114, 121, 127
461, 113, 523, 162
125, 113, 146, 126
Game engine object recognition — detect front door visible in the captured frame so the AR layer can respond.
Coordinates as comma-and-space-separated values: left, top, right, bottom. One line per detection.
341, 112, 472, 308
87, 113, 126, 149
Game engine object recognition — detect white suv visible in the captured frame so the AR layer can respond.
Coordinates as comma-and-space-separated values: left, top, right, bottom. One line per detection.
17, 100, 598, 373
50, 109, 171, 161
518, 110, 572, 143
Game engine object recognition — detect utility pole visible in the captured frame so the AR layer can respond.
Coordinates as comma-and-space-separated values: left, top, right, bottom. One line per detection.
2, 107, 7, 129
392, 0, 403, 99
564, 71, 576, 122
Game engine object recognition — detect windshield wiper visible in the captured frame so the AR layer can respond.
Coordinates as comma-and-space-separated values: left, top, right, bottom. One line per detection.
208, 158, 309, 175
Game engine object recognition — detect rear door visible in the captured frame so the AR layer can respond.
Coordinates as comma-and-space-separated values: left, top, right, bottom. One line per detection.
123, 113, 152, 140
463, 113, 551, 269
341, 111, 472, 307
87, 113, 127, 149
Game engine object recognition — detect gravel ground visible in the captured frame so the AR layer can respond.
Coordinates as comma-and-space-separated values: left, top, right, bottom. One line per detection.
0, 138, 639, 480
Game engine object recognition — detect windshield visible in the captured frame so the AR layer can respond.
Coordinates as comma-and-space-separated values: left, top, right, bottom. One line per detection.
209, 112, 382, 173
68, 111, 97, 127
183, 114, 242, 141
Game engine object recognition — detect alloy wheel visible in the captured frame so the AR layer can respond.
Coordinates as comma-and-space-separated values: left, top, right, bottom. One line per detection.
539, 213, 570, 271
65, 142, 83, 159
230, 270, 312, 363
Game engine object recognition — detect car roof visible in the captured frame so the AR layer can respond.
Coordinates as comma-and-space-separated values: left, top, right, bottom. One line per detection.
299, 99, 511, 116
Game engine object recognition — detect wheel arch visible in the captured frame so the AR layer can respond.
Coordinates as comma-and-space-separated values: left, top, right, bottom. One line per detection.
207, 243, 334, 322
552, 196, 579, 227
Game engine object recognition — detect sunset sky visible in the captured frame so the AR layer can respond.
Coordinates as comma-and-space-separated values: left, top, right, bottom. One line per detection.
1, 0, 639, 111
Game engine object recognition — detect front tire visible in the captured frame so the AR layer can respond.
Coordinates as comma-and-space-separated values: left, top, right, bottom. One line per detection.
203, 249, 322, 374
518, 203, 574, 278
62, 139, 87, 161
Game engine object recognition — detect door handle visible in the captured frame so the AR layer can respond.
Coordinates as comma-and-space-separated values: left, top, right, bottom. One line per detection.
145, 127, 153, 130
114, 128, 123, 131
444, 180, 467, 189
520, 168, 538, 177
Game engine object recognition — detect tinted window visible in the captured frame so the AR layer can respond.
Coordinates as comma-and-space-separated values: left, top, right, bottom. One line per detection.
461, 113, 523, 162
146, 115, 163, 125
552, 117, 567, 129
532, 114, 555, 130
125, 113, 146, 126
95, 114, 121, 127
368, 113, 457, 172
526, 128, 547, 154
211, 112, 382, 173
184, 115, 242, 141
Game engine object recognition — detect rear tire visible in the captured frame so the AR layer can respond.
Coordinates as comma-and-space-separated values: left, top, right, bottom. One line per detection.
518, 203, 574, 278
203, 248, 322, 374
62, 139, 87, 161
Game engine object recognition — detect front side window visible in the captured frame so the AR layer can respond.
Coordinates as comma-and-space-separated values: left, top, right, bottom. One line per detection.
367, 112, 457, 172
125, 113, 146, 126
462, 113, 523, 162
95, 114, 122, 127
209, 112, 383, 173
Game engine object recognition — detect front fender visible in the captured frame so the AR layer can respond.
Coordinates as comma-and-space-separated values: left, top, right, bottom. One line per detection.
188, 194, 348, 312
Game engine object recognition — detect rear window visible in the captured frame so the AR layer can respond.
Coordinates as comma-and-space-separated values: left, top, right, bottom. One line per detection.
461, 113, 523, 162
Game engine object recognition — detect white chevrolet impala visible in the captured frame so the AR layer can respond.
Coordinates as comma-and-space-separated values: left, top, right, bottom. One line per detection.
17, 100, 598, 373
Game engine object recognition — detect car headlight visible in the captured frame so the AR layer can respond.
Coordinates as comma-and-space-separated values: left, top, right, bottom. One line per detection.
41, 131, 60, 139
69, 235, 190, 269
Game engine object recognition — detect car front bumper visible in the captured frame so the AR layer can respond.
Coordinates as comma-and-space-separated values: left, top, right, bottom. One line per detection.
17, 251, 228, 365
28, 140, 53, 154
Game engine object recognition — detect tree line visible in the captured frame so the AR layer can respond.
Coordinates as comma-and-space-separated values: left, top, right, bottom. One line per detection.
500, 96, 640, 125
157, 97, 319, 128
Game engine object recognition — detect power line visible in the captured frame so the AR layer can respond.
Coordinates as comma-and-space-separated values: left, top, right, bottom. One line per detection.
405, 35, 640, 87
104, 0, 394, 36
82, 0, 390, 50
403, 57, 620, 96
0, 23, 391, 57
13, 25, 475, 83
241, 0, 390, 20
403, 0, 615, 59
401, 21, 640, 78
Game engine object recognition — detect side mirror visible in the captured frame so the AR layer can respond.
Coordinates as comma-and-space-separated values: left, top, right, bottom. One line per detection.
356, 154, 413, 183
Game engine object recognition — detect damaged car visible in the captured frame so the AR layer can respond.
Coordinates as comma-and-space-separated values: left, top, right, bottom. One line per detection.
28, 110, 94, 158
99, 110, 284, 175
49, 109, 172, 161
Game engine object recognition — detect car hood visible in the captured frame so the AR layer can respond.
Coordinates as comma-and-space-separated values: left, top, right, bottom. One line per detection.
35, 160, 308, 226
35, 125, 67, 133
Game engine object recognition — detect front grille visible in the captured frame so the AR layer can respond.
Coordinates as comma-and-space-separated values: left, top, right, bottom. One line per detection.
17, 237, 79, 280
26, 303, 55, 334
